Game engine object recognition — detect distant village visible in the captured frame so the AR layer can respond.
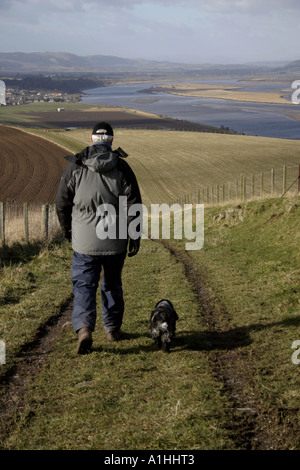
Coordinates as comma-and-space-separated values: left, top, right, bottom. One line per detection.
0, 75, 104, 107
1, 86, 78, 106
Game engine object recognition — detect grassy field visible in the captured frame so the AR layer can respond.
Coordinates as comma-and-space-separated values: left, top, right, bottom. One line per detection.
30, 127, 300, 207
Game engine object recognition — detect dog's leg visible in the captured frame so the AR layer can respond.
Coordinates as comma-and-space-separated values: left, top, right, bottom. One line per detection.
161, 333, 171, 353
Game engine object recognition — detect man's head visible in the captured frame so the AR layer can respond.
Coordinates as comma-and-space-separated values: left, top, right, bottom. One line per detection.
91, 122, 114, 144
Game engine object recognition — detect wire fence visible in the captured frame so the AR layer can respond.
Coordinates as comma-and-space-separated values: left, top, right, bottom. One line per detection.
0, 203, 59, 246
172, 164, 300, 206
0, 165, 299, 246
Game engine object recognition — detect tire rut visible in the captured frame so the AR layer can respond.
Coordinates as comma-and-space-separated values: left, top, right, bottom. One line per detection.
0, 239, 298, 449
158, 240, 299, 450
0, 299, 73, 449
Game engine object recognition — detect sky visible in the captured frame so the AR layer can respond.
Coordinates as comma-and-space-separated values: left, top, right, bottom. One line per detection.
0, 0, 300, 64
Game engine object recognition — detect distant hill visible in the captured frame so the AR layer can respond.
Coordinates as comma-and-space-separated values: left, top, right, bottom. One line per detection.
0, 51, 190, 73
0, 51, 294, 75
282, 59, 300, 71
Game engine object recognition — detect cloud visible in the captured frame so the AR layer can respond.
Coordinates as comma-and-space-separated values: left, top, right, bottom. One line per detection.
2, 0, 300, 20
3, 0, 300, 13
1, 0, 299, 63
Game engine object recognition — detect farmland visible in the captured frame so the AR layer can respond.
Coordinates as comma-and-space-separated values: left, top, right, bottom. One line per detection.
0, 126, 67, 204
1, 125, 300, 206
0, 120, 300, 451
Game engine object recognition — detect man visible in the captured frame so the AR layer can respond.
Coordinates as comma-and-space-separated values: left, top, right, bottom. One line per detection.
56, 122, 142, 354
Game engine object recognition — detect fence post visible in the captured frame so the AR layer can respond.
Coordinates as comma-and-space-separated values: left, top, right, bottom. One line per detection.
41, 205, 49, 239
271, 168, 274, 196
23, 202, 29, 244
260, 172, 264, 198
241, 175, 246, 202
298, 164, 300, 193
251, 174, 254, 199
283, 165, 287, 195
0, 203, 5, 245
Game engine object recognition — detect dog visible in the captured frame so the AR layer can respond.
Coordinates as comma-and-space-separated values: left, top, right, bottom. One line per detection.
149, 299, 178, 352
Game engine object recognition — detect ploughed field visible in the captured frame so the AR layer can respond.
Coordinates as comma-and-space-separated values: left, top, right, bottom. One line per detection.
1, 123, 300, 207
0, 126, 68, 204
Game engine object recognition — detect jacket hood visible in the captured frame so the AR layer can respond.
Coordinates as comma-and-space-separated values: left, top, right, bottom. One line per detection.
65, 144, 118, 174
85, 144, 118, 173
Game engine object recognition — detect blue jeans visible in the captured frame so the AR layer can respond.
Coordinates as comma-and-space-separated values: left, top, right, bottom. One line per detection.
71, 251, 126, 333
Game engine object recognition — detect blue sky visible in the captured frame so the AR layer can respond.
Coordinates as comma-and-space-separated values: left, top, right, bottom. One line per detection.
0, 0, 300, 64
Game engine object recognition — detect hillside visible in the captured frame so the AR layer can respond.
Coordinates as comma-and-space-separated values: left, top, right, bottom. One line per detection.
0, 124, 299, 209
0, 51, 192, 73
0, 51, 293, 75
34, 127, 300, 207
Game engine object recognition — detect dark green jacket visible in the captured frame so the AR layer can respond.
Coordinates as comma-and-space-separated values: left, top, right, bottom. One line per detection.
56, 143, 142, 255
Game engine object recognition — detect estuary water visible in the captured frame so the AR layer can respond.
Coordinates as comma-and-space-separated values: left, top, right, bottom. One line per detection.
81, 79, 300, 140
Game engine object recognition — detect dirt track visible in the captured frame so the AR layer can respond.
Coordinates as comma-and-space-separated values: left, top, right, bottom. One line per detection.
0, 126, 68, 204
1, 240, 299, 450
160, 241, 300, 450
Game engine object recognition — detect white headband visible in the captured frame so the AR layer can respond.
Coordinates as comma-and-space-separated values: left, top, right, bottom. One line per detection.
92, 134, 113, 143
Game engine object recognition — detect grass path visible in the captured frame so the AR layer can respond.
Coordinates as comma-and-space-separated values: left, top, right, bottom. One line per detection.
0, 239, 234, 450
1, 195, 299, 450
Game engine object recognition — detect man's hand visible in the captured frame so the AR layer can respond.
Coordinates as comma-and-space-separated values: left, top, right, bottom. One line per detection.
128, 238, 140, 257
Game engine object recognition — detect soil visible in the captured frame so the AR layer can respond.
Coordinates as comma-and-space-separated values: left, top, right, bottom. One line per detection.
0, 300, 73, 449
0, 114, 225, 204
0, 126, 68, 204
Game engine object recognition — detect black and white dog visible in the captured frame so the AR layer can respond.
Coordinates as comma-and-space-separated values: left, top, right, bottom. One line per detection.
149, 299, 179, 352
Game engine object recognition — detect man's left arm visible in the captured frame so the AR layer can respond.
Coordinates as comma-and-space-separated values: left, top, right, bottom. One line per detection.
117, 159, 142, 256
56, 164, 75, 240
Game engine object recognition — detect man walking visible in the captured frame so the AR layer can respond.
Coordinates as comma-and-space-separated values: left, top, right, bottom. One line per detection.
56, 122, 142, 354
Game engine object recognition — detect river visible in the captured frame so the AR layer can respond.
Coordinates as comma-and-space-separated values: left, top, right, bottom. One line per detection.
81, 79, 300, 140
